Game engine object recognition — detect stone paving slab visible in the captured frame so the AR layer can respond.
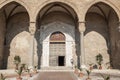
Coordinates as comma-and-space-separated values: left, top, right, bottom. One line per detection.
1, 69, 120, 80
75, 69, 120, 80
76, 73, 120, 80
30, 72, 77, 80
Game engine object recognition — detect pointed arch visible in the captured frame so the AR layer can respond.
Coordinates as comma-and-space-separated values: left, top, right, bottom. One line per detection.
35, 0, 79, 22
0, 0, 30, 69
84, 0, 120, 21
0, 0, 30, 16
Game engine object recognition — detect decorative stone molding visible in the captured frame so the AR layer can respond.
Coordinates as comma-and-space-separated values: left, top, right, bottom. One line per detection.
78, 21, 86, 32
29, 22, 36, 35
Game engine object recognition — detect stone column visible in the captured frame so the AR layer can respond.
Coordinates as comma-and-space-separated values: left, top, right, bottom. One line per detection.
78, 21, 86, 68
29, 22, 36, 68
42, 41, 49, 67
66, 41, 73, 67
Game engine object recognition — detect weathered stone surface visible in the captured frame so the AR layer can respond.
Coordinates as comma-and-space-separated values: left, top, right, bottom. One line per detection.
0, 11, 6, 68
0, 0, 120, 69
85, 13, 110, 68
6, 13, 30, 68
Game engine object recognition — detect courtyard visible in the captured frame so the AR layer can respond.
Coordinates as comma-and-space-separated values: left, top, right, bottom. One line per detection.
0, 0, 120, 80
0, 69, 120, 80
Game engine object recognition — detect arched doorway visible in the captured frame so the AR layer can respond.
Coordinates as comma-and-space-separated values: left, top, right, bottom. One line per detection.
36, 2, 78, 68
85, 2, 119, 69
0, 2, 30, 69
49, 31, 65, 66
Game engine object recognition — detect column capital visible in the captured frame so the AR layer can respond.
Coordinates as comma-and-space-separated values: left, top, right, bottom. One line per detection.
78, 21, 86, 32
29, 22, 36, 35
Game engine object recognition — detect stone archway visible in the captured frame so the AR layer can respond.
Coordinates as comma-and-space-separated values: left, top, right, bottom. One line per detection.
0, 1, 30, 69
49, 31, 65, 66
85, 2, 120, 69
36, 2, 78, 69
39, 21, 75, 68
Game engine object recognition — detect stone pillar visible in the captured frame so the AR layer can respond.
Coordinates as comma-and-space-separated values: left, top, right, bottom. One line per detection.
78, 21, 86, 68
66, 41, 73, 67
42, 41, 49, 67
29, 22, 36, 68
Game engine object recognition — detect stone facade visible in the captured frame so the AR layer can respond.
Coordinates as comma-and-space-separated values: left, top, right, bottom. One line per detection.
0, 0, 120, 69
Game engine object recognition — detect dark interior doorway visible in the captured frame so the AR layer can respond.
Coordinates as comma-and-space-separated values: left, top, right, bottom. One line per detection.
58, 56, 65, 66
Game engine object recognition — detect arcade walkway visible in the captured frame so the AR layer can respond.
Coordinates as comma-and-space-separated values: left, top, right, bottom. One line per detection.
31, 71, 77, 80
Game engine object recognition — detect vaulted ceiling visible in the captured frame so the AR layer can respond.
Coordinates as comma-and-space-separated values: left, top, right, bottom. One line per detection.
87, 2, 114, 21
1, 2, 28, 21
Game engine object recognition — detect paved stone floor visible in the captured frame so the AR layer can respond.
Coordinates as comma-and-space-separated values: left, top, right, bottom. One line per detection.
30, 72, 77, 80
77, 73, 120, 80
76, 69, 120, 80
1, 69, 120, 80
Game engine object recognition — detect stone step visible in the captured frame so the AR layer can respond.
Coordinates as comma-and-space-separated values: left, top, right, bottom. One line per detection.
40, 66, 73, 70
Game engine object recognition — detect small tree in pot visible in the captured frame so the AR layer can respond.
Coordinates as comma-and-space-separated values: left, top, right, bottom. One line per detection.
96, 54, 103, 69
15, 66, 23, 80
14, 55, 21, 70
89, 63, 93, 70
26, 67, 32, 77
78, 68, 84, 78
100, 74, 110, 80
86, 69, 92, 80
34, 65, 38, 74
21, 63, 26, 70
74, 65, 79, 75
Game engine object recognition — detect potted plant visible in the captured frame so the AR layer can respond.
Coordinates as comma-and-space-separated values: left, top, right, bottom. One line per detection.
15, 66, 23, 80
100, 74, 110, 80
96, 54, 103, 69
33, 65, 38, 74
14, 55, 21, 70
74, 65, 79, 75
21, 63, 26, 70
89, 63, 93, 70
26, 67, 32, 77
0, 73, 6, 80
78, 68, 84, 78
86, 69, 92, 80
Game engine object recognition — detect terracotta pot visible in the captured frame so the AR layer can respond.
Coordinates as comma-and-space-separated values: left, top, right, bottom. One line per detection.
86, 77, 91, 80
78, 72, 84, 78
16, 76, 22, 80
99, 65, 102, 69
89, 66, 93, 70
74, 69, 79, 75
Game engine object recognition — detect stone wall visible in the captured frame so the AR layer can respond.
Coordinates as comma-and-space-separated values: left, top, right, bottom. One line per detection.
108, 10, 120, 69
85, 13, 110, 68
0, 0, 120, 69
39, 12, 76, 67
6, 13, 30, 68
0, 11, 6, 68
